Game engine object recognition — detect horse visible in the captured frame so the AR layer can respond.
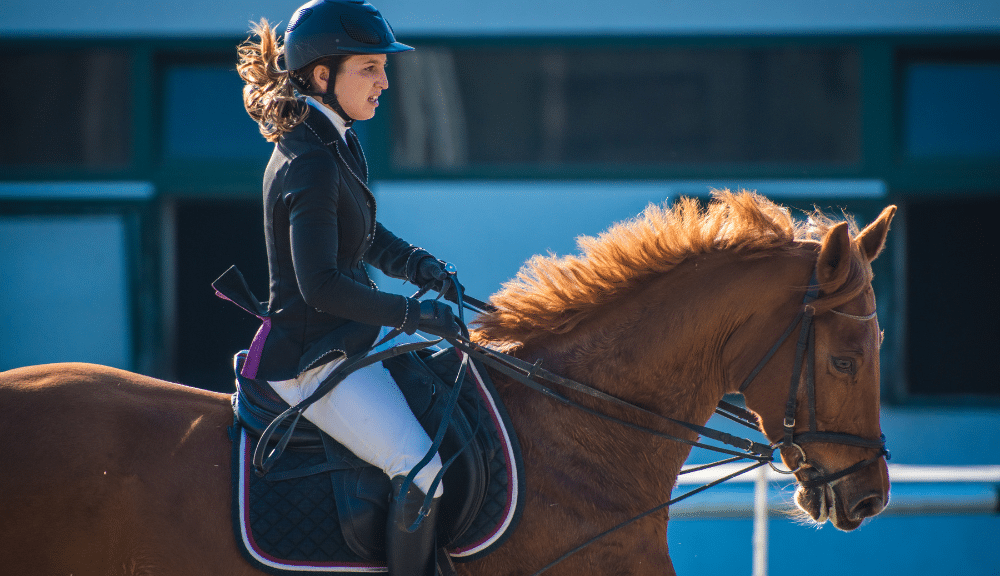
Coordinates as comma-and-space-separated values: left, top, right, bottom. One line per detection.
0, 191, 893, 575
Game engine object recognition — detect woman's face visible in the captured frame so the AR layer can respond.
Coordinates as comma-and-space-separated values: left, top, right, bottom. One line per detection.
333, 53, 389, 121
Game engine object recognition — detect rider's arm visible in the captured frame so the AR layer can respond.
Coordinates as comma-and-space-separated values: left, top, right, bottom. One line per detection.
365, 221, 431, 284
284, 150, 420, 330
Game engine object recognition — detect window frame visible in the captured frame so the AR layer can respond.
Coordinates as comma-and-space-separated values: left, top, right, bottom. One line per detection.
370, 34, 867, 180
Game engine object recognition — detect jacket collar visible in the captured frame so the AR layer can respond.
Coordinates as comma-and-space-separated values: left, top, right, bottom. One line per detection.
305, 96, 349, 141
301, 105, 368, 184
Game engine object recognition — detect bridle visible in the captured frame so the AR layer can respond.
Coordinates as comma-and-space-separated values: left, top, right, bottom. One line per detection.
446, 263, 890, 573
737, 269, 890, 489
458, 265, 890, 489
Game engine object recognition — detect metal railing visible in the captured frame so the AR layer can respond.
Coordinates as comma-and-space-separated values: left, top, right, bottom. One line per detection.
672, 464, 1000, 576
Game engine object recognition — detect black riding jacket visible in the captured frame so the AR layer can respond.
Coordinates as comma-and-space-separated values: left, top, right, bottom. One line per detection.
254, 107, 428, 381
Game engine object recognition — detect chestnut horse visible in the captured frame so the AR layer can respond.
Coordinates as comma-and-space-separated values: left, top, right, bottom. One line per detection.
0, 192, 893, 575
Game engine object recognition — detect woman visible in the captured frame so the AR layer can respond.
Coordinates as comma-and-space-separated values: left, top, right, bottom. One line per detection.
235, 1, 462, 574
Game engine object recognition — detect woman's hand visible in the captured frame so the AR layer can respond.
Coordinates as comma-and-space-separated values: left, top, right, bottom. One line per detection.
416, 301, 461, 339
414, 257, 465, 305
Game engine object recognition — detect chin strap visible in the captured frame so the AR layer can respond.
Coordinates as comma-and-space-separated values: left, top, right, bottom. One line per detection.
288, 68, 356, 127
321, 89, 355, 127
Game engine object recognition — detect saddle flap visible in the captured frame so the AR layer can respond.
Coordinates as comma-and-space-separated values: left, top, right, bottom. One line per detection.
233, 351, 325, 451
383, 349, 490, 545
331, 460, 392, 560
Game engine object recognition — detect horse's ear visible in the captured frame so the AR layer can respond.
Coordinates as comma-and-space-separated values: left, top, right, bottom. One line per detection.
817, 222, 852, 290
855, 205, 897, 263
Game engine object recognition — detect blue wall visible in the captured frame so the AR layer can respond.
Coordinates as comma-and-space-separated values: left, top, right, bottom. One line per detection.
3, 0, 999, 36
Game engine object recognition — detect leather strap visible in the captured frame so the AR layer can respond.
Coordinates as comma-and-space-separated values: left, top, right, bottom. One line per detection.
452, 339, 774, 460
253, 338, 441, 475
798, 450, 887, 489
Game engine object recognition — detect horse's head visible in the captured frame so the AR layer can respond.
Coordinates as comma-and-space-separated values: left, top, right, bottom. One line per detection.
743, 205, 896, 531
475, 192, 896, 531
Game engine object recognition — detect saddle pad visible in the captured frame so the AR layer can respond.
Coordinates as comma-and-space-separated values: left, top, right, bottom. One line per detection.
231, 360, 524, 575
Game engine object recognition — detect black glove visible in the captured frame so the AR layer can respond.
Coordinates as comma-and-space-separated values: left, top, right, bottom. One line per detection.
416, 300, 461, 339
414, 256, 464, 305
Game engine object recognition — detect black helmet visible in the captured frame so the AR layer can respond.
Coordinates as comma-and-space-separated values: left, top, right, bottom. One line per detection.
284, 0, 413, 71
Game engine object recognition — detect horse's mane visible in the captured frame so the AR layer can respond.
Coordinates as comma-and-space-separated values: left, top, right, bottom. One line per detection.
473, 190, 865, 348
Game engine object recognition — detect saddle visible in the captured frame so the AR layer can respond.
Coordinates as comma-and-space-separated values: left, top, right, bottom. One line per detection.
230, 346, 525, 574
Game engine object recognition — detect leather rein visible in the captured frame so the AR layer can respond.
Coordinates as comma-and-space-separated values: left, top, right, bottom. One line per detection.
450, 265, 889, 574
253, 262, 889, 573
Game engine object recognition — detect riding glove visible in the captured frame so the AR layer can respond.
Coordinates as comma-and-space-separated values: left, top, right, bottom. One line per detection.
414, 256, 465, 305
416, 300, 462, 339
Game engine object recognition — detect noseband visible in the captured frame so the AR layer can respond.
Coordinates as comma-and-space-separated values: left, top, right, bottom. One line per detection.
738, 270, 890, 489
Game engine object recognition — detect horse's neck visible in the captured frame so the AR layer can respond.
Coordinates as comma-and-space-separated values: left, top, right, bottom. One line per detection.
497, 251, 814, 508
538, 254, 771, 423
513, 251, 810, 450
502, 259, 748, 496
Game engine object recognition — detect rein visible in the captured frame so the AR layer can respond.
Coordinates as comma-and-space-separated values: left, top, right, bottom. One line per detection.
737, 271, 890, 488
253, 261, 888, 572
452, 338, 773, 461
454, 264, 889, 574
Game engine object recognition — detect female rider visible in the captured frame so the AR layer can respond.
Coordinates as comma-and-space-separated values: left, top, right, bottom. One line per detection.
235, 1, 461, 574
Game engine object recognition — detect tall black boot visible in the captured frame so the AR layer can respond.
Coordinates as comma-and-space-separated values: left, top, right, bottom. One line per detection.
386, 476, 440, 576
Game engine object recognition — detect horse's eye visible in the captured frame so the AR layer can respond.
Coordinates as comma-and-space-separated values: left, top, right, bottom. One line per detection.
832, 357, 856, 375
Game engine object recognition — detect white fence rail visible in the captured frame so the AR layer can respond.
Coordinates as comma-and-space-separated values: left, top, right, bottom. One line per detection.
672, 464, 1000, 576
671, 463, 1000, 518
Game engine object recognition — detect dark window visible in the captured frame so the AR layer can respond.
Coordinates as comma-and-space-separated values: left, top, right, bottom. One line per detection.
390, 44, 860, 171
905, 196, 999, 397
0, 48, 131, 168
161, 63, 274, 160
174, 199, 268, 392
903, 62, 1000, 158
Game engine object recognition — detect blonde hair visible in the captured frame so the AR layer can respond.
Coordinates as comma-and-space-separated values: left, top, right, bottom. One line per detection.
237, 19, 309, 142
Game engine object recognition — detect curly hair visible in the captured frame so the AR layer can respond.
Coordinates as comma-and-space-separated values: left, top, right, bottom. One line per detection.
237, 19, 310, 142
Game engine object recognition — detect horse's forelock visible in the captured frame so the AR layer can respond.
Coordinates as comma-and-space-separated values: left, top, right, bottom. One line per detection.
814, 246, 874, 313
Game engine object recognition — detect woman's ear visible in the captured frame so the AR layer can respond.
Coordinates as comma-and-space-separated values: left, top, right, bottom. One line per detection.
311, 65, 330, 93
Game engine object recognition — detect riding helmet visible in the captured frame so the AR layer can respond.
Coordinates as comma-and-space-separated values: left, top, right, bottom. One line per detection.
284, 0, 413, 71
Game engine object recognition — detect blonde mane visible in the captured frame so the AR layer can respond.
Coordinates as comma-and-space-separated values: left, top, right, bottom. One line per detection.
473, 190, 861, 348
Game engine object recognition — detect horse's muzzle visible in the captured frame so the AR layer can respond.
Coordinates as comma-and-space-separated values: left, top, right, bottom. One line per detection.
846, 490, 886, 522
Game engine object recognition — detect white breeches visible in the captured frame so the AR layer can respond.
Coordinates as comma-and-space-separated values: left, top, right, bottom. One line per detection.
269, 329, 444, 498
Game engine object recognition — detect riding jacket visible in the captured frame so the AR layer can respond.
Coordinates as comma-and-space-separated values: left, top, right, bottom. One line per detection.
253, 104, 429, 381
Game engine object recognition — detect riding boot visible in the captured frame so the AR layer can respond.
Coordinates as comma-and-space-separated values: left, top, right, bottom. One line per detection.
386, 476, 440, 576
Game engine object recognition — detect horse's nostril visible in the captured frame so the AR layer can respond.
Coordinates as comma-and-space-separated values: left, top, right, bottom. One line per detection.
849, 493, 884, 520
